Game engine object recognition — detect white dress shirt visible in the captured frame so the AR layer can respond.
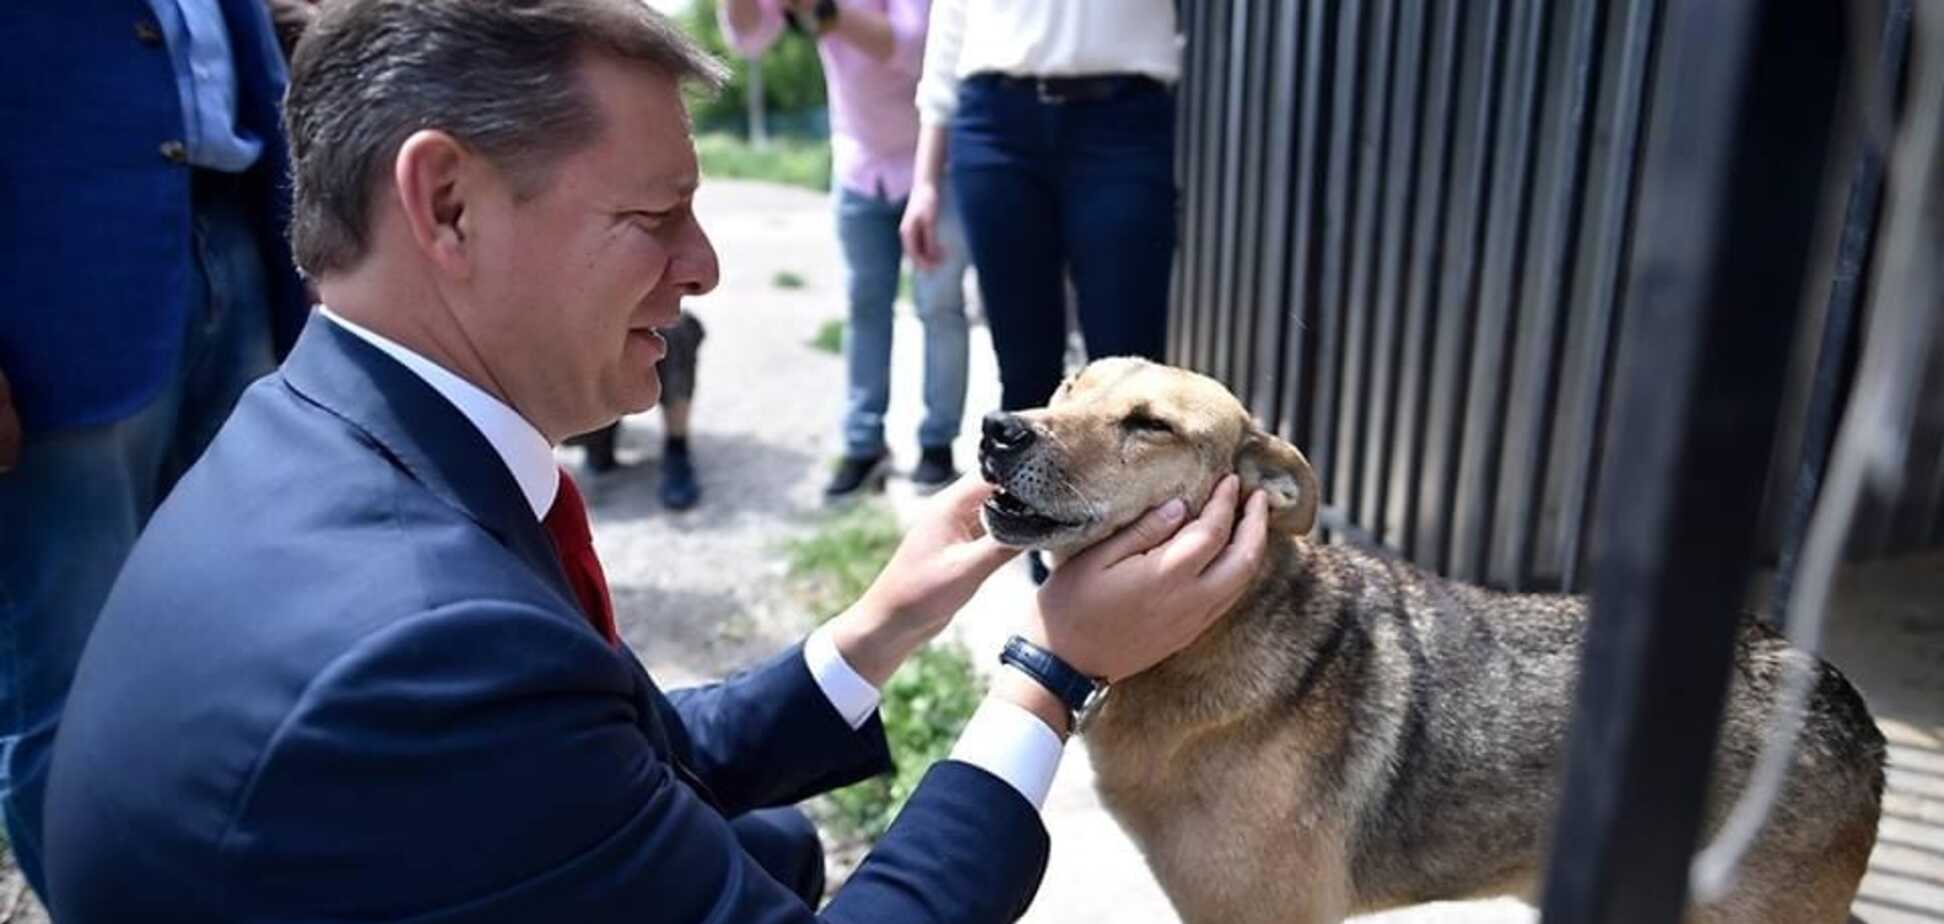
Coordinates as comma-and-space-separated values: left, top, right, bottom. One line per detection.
917, 0, 1183, 126
320, 308, 1066, 808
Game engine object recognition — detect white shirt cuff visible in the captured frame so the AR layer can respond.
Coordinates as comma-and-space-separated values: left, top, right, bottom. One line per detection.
803, 626, 882, 731
947, 697, 1066, 810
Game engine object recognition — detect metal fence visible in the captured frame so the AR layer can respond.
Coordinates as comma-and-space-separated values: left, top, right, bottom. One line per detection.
1168, 0, 1944, 593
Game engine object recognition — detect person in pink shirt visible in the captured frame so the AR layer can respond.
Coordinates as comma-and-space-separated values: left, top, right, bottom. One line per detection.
721, 0, 972, 501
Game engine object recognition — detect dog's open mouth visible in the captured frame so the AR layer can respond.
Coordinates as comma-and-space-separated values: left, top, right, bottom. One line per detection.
982, 486, 1078, 539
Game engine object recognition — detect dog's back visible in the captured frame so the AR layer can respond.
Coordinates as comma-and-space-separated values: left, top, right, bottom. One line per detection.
1087, 536, 1886, 924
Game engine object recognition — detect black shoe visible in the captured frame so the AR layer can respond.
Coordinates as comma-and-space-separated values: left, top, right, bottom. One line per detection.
911, 446, 957, 493
659, 449, 700, 510
824, 454, 887, 503
1028, 551, 1050, 586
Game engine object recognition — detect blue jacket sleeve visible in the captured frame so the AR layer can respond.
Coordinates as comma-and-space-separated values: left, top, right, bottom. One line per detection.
221, 601, 1048, 923
663, 642, 893, 815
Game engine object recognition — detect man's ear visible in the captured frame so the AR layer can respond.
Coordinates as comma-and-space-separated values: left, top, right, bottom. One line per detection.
392, 129, 472, 276
1234, 425, 1319, 536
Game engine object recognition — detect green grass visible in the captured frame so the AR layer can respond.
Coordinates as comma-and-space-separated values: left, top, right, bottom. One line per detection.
783, 502, 986, 841
810, 318, 844, 355
785, 502, 903, 618
695, 132, 832, 192
772, 270, 807, 290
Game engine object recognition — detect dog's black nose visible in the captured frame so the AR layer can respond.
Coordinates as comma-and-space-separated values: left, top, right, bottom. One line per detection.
981, 411, 1036, 457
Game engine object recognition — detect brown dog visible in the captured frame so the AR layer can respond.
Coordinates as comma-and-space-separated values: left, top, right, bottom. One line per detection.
977, 357, 1886, 924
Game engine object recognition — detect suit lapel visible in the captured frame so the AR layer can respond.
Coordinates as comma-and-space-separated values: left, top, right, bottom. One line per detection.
280, 314, 577, 610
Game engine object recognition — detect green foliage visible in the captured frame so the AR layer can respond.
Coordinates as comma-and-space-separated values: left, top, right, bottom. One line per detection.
680, 0, 828, 132
782, 503, 987, 842
810, 318, 844, 354
784, 502, 903, 619
772, 270, 807, 290
694, 132, 832, 191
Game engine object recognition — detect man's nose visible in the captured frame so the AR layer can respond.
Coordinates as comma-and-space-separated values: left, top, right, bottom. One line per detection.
981, 411, 1036, 458
673, 216, 720, 296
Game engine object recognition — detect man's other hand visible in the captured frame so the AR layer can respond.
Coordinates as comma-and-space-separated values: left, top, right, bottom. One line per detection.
1030, 474, 1270, 683
0, 364, 20, 473
828, 475, 1020, 686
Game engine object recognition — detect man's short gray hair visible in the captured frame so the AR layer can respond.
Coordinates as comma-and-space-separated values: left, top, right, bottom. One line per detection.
284, 0, 726, 275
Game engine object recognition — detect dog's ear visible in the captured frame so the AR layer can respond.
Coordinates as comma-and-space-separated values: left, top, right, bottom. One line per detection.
1234, 425, 1319, 536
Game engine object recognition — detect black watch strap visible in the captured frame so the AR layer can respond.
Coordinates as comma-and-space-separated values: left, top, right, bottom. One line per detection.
1000, 635, 1105, 726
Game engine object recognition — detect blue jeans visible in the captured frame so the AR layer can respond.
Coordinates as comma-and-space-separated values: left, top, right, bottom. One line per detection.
949, 74, 1177, 411
835, 185, 971, 458
0, 175, 276, 895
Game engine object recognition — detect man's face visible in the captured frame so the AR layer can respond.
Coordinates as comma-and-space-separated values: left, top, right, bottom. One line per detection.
464, 53, 719, 442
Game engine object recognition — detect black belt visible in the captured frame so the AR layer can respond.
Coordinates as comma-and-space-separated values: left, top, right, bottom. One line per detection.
985, 73, 1163, 104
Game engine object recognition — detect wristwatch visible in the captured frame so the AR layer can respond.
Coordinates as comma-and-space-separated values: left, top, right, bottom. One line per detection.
1000, 635, 1109, 732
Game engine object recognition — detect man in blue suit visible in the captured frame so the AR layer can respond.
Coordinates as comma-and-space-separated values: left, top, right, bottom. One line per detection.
43, 1, 1271, 920
0, 0, 312, 896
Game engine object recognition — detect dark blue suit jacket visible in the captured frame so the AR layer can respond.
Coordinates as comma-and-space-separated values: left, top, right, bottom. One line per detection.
0, 0, 309, 433
46, 316, 1049, 922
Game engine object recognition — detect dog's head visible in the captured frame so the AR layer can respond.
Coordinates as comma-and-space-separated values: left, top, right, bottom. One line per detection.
978, 357, 1319, 554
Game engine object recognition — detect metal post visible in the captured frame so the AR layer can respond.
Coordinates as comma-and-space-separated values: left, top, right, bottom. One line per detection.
1767, 0, 1913, 625
1537, 1, 1847, 922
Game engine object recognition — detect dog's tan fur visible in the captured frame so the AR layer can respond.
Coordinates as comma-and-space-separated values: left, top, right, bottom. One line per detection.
977, 358, 1886, 924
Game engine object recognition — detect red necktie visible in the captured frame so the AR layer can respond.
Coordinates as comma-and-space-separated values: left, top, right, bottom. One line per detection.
543, 468, 620, 646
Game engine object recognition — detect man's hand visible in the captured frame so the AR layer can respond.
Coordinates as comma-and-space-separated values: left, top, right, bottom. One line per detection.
827, 475, 1021, 686
1029, 475, 1270, 683
0, 363, 20, 474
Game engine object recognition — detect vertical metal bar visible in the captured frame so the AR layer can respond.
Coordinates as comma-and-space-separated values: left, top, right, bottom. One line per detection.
1252, 0, 1302, 429
1427, 0, 1512, 574
1366, 0, 1427, 544
1344, 0, 1400, 538
1167, 0, 1197, 365
1277, 0, 1337, 455
1537, 2, 1847, 921
1177, 0, 1208, 369
1193, 0, 1231, 375
1931, 422, 1944, 544
1399, 0, 1465, 560
1460, 0, 1550, 585
1558, 0, 1661, 592
1313, 0, 1367, 521
1234, 0, 1277, 409
1507, 0, 1608, 590
1212, 0, 1251, 385
1767, 0, 1912, 621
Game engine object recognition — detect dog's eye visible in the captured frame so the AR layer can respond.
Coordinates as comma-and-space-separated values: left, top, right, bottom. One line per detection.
1123, 412, 1175, 436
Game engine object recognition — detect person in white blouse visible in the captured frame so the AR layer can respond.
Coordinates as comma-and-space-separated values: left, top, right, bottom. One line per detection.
901, 0, 1182, 416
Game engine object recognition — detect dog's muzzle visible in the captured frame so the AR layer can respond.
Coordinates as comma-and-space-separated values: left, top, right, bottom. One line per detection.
978, 411, 1086, 546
